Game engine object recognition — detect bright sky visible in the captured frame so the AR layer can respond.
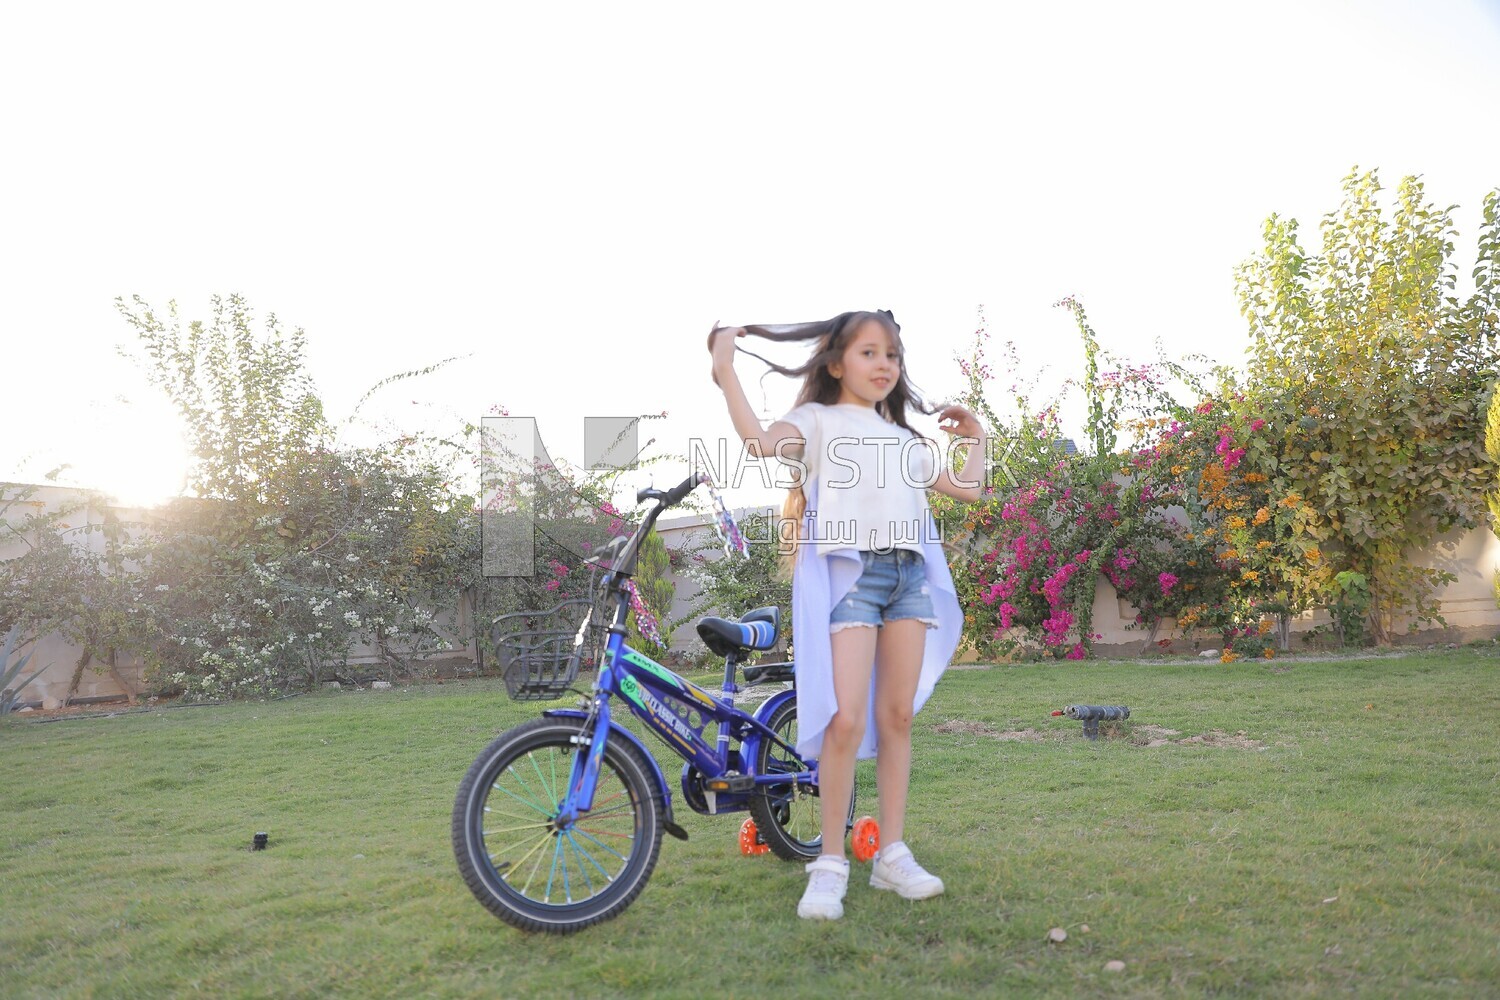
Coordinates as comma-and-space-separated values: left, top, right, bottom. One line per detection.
3, 0, 1498, 510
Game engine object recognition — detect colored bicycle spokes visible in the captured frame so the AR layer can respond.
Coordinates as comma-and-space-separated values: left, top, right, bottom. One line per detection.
760, 708, 818, 850
480, 743, 638, 906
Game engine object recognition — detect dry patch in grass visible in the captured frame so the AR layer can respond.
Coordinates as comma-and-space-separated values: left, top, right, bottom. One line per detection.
936, 719, 1269, 750
1174, 728, 1268, 750
933, 719, 1044, 741
933, 718, 997, 736
1129, 725, 1267, 749
1129, 724, 1182, 747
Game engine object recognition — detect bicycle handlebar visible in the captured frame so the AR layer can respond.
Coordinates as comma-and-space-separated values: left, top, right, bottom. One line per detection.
604, 472, 705, 586
636, 472, 702, 508
665, 471, 702, 506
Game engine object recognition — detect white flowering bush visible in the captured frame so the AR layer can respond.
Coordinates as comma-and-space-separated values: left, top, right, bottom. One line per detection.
121, 439, 475, 697
104, 295, 478, 697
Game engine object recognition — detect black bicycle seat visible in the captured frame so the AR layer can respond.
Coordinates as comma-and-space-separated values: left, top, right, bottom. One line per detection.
696, 606, 780, 659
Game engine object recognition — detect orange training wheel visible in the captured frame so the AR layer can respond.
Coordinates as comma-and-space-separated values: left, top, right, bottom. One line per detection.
851, 815, 880, 863
739, 817, 769, 856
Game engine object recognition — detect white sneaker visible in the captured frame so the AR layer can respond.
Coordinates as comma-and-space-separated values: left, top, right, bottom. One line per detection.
797, 855, 850, 920
870, 841, 944, 899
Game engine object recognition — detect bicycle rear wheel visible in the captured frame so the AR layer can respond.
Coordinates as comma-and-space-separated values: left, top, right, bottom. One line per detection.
748, 698, 854, 862
452, 717, 663, 932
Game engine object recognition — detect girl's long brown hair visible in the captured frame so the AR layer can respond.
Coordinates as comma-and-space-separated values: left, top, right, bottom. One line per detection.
714, 310, 936, 575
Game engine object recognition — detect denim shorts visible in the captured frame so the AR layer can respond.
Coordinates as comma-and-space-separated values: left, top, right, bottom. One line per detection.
829, 549, 939, 633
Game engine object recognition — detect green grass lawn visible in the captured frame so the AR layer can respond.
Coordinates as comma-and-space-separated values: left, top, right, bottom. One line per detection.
3, 651, 1498, 999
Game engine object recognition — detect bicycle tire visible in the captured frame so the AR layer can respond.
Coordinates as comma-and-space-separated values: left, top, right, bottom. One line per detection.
452, 716, 664, 933
748, 698, 854, 862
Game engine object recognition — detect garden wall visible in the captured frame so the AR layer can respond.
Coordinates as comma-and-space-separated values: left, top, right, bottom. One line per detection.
659, 510, 1500, 657
1, 483, 478, 709
1088, 523, 1500, 655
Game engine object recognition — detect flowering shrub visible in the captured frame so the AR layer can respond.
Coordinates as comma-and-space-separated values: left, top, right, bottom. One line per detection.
124, 444, 476, 697
938, 304, 1334, 659
951, 385, 1365, 660
956, 442, 1208, 660
1133, 401, 1325, 650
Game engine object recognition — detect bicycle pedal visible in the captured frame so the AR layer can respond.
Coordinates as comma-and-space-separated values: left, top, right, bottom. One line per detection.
703, 773, 756, 794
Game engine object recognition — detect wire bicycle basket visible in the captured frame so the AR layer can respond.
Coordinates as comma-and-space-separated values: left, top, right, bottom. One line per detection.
491, 591, 606, 700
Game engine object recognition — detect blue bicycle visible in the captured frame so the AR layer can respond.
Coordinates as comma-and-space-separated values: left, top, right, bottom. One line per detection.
452, 472, 856, 932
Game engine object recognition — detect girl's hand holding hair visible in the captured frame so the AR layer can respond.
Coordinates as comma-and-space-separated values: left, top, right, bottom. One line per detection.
708, 321, 803, 459
708, 322, 745, 386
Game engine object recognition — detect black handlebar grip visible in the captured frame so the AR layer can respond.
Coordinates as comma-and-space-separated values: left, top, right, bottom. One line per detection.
663, 472, 702, 506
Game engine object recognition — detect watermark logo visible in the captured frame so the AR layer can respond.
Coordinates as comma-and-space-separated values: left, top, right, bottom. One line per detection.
482, 416, 1020, 576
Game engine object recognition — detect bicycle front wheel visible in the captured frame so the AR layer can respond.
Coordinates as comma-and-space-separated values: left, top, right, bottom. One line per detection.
452, 717, 663, 933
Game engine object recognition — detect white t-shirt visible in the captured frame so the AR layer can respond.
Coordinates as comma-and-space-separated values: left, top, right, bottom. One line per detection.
780, 402, 937, 553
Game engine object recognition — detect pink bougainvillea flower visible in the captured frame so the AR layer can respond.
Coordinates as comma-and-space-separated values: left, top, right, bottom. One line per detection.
1159, 572, 1178, 595
1041, 563, 1078, 606
1042, 608, 1074, 645
1065, 643, 1086, 660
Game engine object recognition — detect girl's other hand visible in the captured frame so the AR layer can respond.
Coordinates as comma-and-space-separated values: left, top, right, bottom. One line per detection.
937, 403, 982, 439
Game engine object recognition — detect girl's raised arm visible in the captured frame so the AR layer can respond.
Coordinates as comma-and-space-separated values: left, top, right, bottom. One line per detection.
930, 403, 987, 503
709, 324, 805, 462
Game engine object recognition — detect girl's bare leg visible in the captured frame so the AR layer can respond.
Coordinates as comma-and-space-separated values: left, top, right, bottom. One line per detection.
818, 625, 878, 859
872, 619, 926, 846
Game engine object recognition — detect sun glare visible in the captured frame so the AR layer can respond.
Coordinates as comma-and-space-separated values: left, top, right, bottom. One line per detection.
65, 397, 191, 509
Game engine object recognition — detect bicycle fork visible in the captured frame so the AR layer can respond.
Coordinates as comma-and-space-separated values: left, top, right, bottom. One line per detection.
556, 698, 613, 825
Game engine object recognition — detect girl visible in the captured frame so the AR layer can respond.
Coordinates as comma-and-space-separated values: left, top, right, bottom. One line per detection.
708, 310, 986, 921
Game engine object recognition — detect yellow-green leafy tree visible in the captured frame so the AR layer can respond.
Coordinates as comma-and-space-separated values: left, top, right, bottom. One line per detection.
1486, 384, 1500, 604
1236, 170, 1500, 642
